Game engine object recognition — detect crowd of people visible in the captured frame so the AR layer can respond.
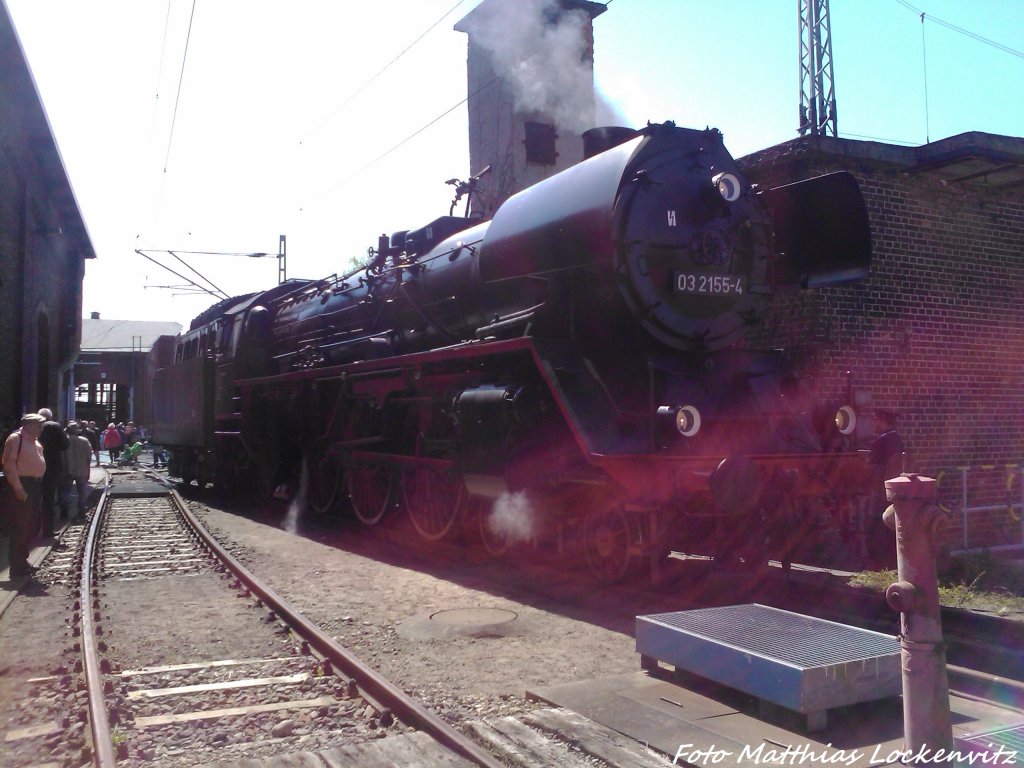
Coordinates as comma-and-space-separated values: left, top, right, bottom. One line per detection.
0, 410, 151, 580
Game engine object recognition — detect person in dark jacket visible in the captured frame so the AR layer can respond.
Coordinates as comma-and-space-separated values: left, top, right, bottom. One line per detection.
37, 407, 68, 538
83, 420, 101, 467
867, 408, 904, 568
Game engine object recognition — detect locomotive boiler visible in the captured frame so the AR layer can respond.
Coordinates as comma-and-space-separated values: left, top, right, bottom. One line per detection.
151, 122, 873, 581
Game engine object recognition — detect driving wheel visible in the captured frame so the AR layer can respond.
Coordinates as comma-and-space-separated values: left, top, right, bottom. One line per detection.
347, 462, 395, 525
403, 468, 463, 541
308, 450, 342, 514
583, 506, 640, 583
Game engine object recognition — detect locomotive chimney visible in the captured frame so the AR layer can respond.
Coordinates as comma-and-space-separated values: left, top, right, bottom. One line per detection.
582, 126, 638, 159
455, 0, 606, 219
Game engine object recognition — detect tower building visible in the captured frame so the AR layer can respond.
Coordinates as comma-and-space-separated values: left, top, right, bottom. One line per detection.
455, 0, 606, 218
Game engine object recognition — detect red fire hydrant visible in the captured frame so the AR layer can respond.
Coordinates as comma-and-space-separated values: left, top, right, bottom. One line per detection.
882, 473, 953, 763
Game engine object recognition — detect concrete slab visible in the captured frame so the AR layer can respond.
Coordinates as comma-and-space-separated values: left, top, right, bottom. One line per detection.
528, 670, 1024, 767
106, 477, 168, 496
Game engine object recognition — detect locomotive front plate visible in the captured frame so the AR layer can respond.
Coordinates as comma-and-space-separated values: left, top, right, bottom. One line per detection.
674, 272, 746, 295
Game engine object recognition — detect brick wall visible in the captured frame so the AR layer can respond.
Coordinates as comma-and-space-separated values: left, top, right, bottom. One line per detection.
1, 4, 92, 424
742, 135, 1024, 549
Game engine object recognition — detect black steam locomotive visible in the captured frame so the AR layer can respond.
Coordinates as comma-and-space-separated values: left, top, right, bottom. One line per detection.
152, 122, 872, 581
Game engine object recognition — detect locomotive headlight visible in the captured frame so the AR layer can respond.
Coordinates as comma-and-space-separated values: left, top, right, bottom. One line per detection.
835, 405, 857, 435
712, 172, 742, 202
676, 405, 702, 437
656, 404, 702, 438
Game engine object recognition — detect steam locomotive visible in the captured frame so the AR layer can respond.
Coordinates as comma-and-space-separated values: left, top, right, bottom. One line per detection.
151, 121, 873, 581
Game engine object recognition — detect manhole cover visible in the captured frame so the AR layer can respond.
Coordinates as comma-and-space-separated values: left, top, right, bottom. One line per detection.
429, 607, 518, 626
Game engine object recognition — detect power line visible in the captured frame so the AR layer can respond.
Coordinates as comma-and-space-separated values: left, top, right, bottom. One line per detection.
136, 249, 229, 300
893, 0, 1024, 59
301, 0, 471, 143
838, 130, 920, 146
920, 10, 931, 143
162, 0, 198, 174
323, 75, 500, 198
145, 249, 276, 257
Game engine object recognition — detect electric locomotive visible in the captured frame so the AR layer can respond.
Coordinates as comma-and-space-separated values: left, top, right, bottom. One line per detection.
152, 122, 873, 581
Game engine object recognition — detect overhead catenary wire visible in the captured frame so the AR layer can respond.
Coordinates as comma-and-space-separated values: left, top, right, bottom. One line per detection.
144, 0, 176, 226
892, 0, 1024, 59
301, 0, 471, 143
148, 0, 197, 237
144, 249, 278, 257
920, 11, 930, 143
837, 1, 1023, 146
162, 0, 198, 174
136, 249, 229, 301
322, 75, 500, 199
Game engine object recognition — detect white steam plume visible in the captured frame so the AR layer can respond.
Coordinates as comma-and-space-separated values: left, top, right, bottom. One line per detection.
487, 491, 535, 544
470, 0, 596, 133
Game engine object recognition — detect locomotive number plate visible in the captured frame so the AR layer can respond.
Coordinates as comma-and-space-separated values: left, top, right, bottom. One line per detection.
675, 272, 745, 295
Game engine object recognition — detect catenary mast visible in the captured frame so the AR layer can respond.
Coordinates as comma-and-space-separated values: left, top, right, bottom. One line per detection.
798, 0, 838, 137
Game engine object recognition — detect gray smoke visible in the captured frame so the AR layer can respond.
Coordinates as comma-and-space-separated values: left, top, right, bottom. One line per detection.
470, 0, 596, 133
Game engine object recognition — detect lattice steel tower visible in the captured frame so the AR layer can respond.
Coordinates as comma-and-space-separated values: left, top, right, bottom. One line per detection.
798, 0, 838, 137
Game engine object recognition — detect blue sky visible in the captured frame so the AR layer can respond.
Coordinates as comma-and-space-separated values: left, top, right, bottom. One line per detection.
7, 0, 1022, 328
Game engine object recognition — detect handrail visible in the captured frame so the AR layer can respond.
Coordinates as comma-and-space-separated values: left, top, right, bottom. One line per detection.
933, 463, 1024, 550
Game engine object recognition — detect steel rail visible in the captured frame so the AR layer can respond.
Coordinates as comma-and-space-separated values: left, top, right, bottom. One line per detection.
79, 485, 118, 767
172, 489, 505, 768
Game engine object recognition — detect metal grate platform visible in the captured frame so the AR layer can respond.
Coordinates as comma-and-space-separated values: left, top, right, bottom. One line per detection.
956, 723, 1024, 766
636, 603, 902, 731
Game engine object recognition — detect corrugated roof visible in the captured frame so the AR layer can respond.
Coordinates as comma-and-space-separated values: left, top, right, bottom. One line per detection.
80, 318, 182, 352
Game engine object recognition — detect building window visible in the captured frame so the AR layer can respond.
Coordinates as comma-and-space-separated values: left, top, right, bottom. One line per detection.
524, 122, 557, 165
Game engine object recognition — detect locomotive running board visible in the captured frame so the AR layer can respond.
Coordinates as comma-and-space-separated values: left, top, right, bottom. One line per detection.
635, 603, 901, 732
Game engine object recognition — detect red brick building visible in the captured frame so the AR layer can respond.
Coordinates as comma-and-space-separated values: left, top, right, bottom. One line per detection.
741, 132, 1024, 550
73, 314, 182, 429
0, 0, 94, 429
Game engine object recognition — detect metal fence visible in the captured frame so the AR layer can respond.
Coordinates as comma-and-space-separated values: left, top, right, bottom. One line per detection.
933, 463, 1024, 552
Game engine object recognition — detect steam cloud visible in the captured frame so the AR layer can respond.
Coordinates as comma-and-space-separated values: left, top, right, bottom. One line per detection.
470, 0, 597, 133
487, 491, 535, 544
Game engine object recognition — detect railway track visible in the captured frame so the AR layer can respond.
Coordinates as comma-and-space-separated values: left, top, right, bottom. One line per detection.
4, 468, 1021, 766
1, 472, 676, 767
77, 477, 503, 767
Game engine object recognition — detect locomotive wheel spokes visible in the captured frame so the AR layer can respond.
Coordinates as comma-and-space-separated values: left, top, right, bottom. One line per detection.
308, 451, 342, 514
403, 468, 463, 541
583, 506, 639, 583
347, 462, 394, 526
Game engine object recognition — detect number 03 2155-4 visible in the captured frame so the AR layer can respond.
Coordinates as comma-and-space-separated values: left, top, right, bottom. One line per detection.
675, 273, 745, 295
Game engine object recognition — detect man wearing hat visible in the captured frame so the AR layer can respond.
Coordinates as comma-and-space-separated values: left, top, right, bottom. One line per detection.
60, 422, 93, 522
2, 413, 46, 578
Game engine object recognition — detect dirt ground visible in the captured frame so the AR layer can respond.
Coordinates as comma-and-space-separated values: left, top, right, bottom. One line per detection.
2, 483, 1020, 766
186, 498, 653, 722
